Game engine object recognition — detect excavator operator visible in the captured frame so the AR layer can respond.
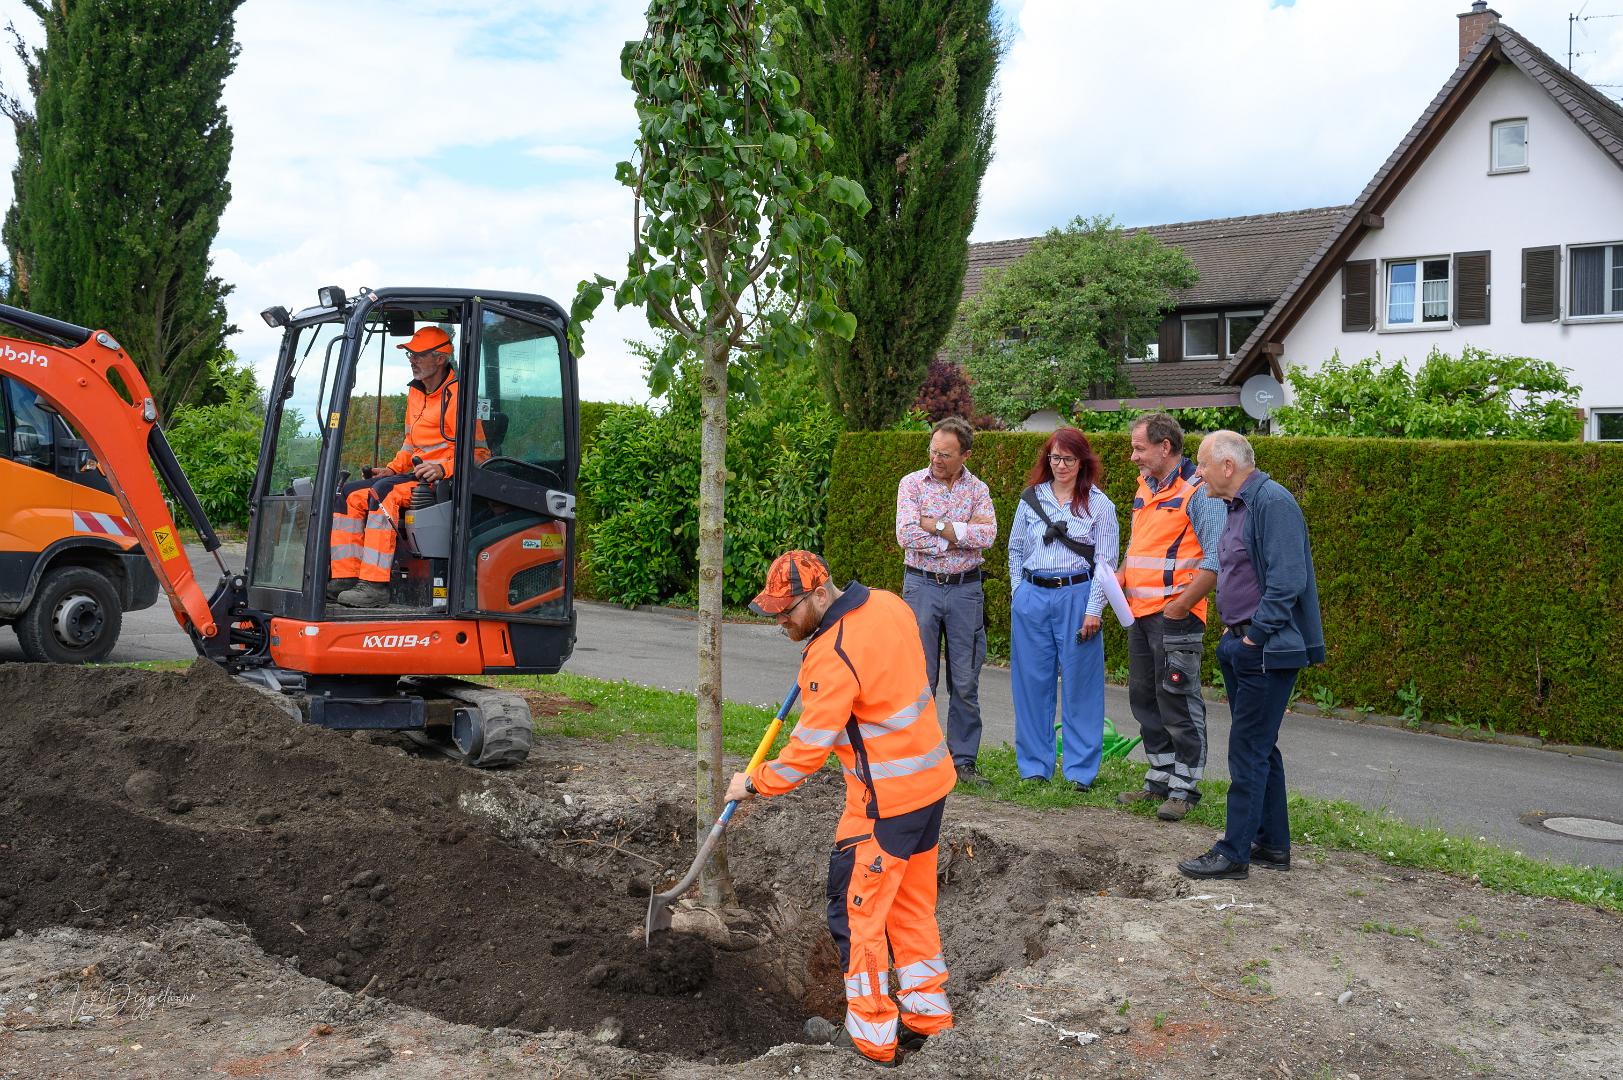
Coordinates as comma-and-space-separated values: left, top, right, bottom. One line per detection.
327, 326, 486, 608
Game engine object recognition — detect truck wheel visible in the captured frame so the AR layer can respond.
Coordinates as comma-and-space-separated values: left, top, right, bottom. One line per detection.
16, 566, 123, 664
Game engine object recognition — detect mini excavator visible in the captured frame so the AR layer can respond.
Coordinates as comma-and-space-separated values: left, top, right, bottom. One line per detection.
0, 288, 579, 766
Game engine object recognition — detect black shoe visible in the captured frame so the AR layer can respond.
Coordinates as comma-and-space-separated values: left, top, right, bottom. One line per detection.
1020, 774, 1050, 785
954, 763, 990, 788
1250, 843, 1291, 871
832, 1027, 899, 1068
1177, 850, 1249, 880
1068, 780, 1091, 794
325, 576, 358, 602
898, 1022, 928, 1053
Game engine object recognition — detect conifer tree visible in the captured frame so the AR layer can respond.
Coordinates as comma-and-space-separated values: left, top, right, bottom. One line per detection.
3, 0, 242, 412
785, 0, 1000, 430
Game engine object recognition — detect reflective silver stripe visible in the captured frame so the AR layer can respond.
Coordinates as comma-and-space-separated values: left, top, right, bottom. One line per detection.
410, 440, 452, 454
767, 760, 811, 784
1144, 768, 1172, 786
845, 1012, 897, 1048
1145, 752, 1176, 767
473, 437, 489, 448
331, 518, 364, 535
791, 723, 843, 749
899, 990, 951, 1016
360, 547, 392, 569
844, 974, 868, 998
1124, 584, 1182, 598
365, 511, 394, 529
897, 956, 947, 985
1123, 554, 1201, 571
856, 687, 932, 740
330, 543, 365, 562
864, 740, 949, 780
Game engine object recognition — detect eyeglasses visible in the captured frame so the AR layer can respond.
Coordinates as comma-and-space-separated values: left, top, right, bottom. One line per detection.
408, 348, 449, 361
778, 592, 812, 619
1048, 454, 1079, 467
927, 449, 961, 460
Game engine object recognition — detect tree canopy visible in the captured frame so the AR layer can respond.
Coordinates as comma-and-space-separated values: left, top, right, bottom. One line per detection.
785, 0, 1000, 430
951, 215, 1197, 425
1273, 347, 1583, 441
2, 0, 243, 413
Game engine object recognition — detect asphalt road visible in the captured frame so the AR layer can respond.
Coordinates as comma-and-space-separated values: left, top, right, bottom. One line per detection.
5, 577, 1620, 868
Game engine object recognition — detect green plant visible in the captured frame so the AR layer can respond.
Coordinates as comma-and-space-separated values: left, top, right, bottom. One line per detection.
1116, 998, 1130, 1015
1397, 679, 1424, 728
1312, 683, 1342, 711
1238, 958, 1272, 993
1358, 921, 1435, 946
162, 358, 264, 529
1455, 915, 1482, 933
1151, 1012, 1166, 1031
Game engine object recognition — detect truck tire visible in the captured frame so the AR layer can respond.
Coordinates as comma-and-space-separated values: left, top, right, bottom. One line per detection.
16, 566, 123, 664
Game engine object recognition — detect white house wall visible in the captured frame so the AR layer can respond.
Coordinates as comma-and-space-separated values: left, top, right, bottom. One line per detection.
1281, 63, 1623, 427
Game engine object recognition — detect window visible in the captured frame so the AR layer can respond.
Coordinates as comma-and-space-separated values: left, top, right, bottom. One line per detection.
1569, 243, 1623, 318
1385, 257, 1450, 327
1595, 410, 1623, 442
3, 378, 57, 471
1182, 315, 1219, 358
1491, 118, 1527, 172
1226, 311, 1264, 356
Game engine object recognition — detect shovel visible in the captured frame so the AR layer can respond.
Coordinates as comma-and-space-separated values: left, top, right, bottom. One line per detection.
645, 682, 801, 945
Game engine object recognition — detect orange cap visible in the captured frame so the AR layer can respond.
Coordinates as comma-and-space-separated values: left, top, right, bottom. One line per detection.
750, 550, 830, 616
398, 326, 452, 354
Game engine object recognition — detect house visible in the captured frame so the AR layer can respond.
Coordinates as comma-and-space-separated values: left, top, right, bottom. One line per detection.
1225, 3, 1623, 441
963, 206, 1346, 420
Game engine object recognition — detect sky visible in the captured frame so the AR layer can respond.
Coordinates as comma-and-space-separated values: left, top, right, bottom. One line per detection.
0, 0, 1618, 405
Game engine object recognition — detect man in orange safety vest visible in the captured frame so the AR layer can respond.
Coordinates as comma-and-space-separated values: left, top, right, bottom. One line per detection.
726, 550, 956, 1068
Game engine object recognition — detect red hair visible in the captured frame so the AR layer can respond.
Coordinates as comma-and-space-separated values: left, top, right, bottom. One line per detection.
1025, 427, 1102, 514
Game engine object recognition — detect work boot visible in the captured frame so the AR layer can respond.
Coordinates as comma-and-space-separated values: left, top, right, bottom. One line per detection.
897, 1022, 928, 1053
325, 576, 358, 602
954, 763, 990, 788
1250, 843, 1291, 871
336, 580, 390, 608
831, 1025, 900, 1068
1156, 796, 1191, 821
1117, 789, 1160, 806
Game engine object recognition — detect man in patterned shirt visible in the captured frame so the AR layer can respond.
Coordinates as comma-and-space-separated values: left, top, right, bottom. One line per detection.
895, 417, 998, 786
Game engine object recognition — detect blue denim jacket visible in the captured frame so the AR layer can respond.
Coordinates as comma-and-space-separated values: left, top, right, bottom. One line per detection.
1236, 471, 1325, 669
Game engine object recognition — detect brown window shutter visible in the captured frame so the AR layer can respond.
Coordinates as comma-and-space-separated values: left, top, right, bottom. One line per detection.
1521, 246, 1560, 322
1341, 260, 1375, 331
1157, 314, 1182, 362
1453, 250, 1490, 326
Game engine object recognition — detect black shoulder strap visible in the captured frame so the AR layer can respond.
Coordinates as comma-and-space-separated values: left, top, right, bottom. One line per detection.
1021, 485, 1097, 562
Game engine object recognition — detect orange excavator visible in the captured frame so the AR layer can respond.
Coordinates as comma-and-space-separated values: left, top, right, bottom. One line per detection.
0, 287, 579, 766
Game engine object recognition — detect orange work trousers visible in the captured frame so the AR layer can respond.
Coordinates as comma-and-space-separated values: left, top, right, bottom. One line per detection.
330, 480, 417, 584
827, 797, 953, 1062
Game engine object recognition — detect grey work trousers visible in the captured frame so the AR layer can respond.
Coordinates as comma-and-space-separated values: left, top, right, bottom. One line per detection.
901, 571, 986, 768
1127, 611, 1208, 803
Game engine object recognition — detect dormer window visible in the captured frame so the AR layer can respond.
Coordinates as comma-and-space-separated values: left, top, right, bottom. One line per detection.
1491, 118, 1527, 172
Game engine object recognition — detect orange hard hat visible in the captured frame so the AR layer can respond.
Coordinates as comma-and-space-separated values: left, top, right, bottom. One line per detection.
398, 326, 452, 354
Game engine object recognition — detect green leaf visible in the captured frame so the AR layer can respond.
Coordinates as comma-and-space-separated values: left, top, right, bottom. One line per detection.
829, 309, 857, 341
765, 132, 798, 160
825, 176, 871, 215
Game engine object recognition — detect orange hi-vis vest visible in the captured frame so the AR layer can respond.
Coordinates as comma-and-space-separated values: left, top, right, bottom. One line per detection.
750, 584, 956, 819
1123, 458, 1210, 622
384, 371, 489, 478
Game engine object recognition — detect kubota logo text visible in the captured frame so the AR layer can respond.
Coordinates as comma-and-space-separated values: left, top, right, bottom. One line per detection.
362, 633, 434, 648
0, 344, 49, 367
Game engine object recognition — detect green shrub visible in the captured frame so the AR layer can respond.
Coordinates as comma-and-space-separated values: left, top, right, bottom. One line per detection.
163, 359, 265, 529
573, 400, 631, 600
825, 431, 1623, 748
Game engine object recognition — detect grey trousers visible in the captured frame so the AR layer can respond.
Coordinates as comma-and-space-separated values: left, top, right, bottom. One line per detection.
901, 572, 986, 768
1127, 611, 1209, 803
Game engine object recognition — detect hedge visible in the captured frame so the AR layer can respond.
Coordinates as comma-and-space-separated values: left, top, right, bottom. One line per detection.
573, 400, 628, 600
825, 431, 1623, 749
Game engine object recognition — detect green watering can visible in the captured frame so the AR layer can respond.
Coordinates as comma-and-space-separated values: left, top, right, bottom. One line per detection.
1055, 718, 1142, 762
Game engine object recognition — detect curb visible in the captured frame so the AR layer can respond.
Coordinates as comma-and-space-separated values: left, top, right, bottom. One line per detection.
1288, 701, 1623, 764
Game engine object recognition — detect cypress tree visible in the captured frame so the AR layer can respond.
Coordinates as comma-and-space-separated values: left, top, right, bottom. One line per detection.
3, 0, 242, 412
786, 0, 1000, 430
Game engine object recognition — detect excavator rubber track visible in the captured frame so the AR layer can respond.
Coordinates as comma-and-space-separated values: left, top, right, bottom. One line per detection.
422, 680, 535, 768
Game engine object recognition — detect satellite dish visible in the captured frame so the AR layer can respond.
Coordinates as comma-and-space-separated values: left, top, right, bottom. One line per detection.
1241, 374, 1285, 420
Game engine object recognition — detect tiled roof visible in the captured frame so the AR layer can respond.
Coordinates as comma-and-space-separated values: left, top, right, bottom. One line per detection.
963, 206, 1348, 309
1118, 359, 1232, 397
1223, 20, 1623, 383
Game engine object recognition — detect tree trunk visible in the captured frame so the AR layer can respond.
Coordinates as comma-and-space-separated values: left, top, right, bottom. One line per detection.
696, 324, 734, 906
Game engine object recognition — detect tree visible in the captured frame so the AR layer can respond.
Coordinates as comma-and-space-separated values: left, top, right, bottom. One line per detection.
570, 0, 867, 905
784, 0, 999, 430
951, 215, 1197, 425
2, 0, 242, 413
1273, 347, 1583, 441
912, 357, 1000, 429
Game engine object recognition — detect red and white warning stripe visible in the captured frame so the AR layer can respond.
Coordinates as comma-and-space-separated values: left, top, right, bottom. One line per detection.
72, 511, 133, 538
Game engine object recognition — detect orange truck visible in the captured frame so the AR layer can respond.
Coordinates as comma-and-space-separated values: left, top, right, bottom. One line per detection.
1, 375, 158, 661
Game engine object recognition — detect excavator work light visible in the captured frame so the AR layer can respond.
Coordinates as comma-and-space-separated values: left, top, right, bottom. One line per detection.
260, 305, 290, 328
317, 285, 347, 309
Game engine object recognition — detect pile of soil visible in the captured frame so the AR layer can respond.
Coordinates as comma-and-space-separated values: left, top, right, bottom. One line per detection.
2, 660, 1620, 1078
0, 661, 804, 1062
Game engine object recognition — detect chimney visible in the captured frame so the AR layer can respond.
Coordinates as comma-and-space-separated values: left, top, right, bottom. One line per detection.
1457, 1, 1501, 62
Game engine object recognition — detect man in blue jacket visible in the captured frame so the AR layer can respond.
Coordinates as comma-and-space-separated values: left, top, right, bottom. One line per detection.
1178, 430, 1324, 880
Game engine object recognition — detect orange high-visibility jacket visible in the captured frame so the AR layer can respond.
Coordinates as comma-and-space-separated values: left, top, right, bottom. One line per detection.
384, 371, 489, 477
750, 584, 956, 819
1122, 458, 1210, 621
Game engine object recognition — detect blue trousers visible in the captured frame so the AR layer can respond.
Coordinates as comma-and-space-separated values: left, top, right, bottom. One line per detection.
1010, 580, 1105, 784
1214, 632, 1299, 863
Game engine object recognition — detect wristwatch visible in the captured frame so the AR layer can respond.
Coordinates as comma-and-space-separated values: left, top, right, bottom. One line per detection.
934, 520, 947, 534
744, 776, 757, 795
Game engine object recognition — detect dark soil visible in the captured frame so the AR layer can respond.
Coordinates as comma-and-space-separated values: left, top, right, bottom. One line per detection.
0, 661, 804, 1062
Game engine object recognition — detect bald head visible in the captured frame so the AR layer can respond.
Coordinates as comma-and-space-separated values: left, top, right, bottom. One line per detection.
1195, 429, 1255, 499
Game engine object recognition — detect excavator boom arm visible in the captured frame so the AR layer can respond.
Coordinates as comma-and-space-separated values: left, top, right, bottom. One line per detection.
0, 304, 221, 645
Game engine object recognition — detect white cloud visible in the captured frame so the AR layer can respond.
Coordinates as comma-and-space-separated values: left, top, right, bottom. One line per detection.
0, 0, 1614, 405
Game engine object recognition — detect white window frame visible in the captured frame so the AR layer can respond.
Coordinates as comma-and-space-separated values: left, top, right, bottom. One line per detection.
1490, 117, 1529, 174
1381, 256, 1453, 331
1181, 314, 1220, 359
1593, 409, 1623, 442
1564, 240, 1623, 322
1224, 310, 1265, 358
